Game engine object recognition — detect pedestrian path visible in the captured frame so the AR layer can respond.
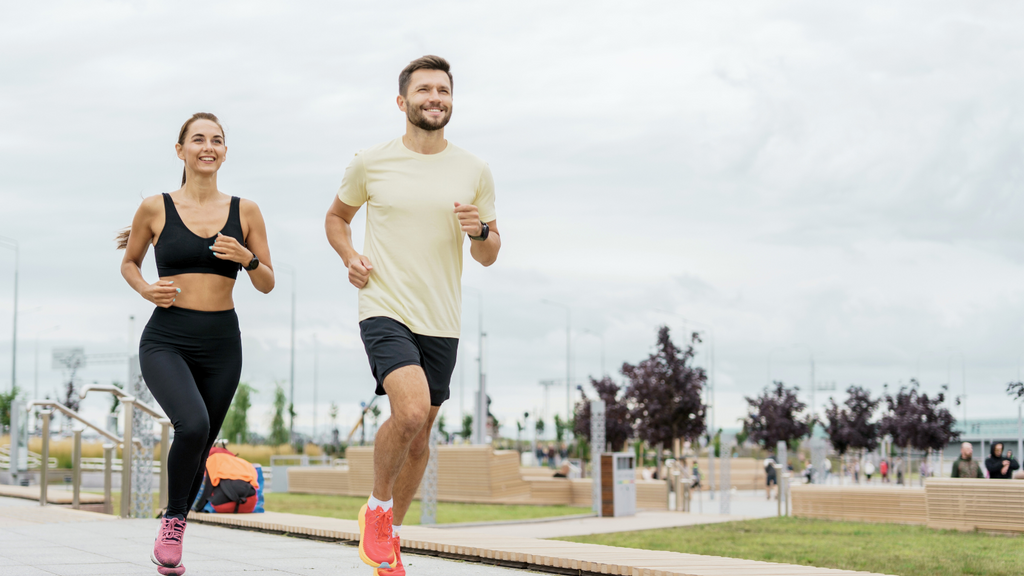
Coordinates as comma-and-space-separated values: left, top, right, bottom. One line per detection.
445, 510, 751, 538
0, 496, 532, 575
191, 509, 894, 576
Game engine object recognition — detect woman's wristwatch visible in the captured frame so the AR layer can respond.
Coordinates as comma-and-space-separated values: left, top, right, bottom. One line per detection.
244, 253, 260, 271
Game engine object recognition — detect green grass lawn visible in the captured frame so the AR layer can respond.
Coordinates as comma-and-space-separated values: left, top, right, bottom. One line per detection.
264, 493, 587, 525
562, 517, 1024, 576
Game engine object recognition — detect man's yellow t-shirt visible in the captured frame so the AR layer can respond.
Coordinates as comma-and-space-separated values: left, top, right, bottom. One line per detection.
337, 137, 497, 338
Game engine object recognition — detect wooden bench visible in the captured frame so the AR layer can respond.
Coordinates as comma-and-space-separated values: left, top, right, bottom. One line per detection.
925, 478, 1024, 533
791, 484, 927, 525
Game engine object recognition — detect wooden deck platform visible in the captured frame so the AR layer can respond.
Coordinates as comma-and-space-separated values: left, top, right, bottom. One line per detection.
0, 484, 105, 505
191, 510, 892, 576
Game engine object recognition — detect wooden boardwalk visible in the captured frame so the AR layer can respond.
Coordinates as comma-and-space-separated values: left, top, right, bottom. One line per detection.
191, 511, 892, 576
0, 483, 105, 505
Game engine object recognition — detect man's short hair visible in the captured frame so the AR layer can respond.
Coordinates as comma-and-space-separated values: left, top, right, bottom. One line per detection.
399, 55, 453, 97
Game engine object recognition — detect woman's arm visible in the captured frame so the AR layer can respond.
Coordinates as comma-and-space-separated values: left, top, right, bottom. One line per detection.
215, 199, 274, 294
120, 195, 178, 307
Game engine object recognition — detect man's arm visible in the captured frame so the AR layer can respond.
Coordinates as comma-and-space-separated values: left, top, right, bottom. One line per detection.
325, 196, 373, 288
950, 461, 960, 478
454, 202, 500, 267
470, 220, 500, 266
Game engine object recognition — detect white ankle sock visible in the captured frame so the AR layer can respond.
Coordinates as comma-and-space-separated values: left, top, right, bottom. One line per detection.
368, 494, 393, 512
393, 525, 402, 537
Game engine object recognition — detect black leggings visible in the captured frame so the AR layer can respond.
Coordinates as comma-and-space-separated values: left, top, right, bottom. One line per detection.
139, 306, 242, 518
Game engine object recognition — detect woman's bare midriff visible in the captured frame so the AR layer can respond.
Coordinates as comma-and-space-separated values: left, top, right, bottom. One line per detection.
160, 273, 236, 311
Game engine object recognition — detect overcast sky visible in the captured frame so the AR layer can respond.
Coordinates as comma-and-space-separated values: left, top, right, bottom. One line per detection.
3, 1, 1024, 440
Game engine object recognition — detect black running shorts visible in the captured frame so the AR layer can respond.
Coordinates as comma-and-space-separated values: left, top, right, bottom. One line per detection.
359, 316, 459, 407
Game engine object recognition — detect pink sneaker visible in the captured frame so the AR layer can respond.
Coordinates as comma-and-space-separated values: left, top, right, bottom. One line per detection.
151, 517, 186, 569
156, 565, 186, 575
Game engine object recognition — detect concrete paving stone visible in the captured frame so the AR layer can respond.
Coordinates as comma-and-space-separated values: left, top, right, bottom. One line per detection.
7, 548, 119, 565
0, 567, 58, 576
33, 562, 157, 576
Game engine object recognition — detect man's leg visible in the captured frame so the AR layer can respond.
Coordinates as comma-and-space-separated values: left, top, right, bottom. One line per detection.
372, 365, 432, 502
392, 405, 440, 526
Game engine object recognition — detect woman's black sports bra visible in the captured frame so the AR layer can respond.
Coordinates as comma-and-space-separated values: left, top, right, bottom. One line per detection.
154, 193, 244, 280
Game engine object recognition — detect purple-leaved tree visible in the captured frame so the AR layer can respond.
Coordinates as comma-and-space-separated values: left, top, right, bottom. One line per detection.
744, 381, 812, 452
623, 326, 707, 450
573, 377, 632, 452
824, 385, 881, 457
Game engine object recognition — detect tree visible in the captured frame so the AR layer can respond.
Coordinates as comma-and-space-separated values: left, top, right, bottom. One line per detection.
461, 414, 473, 440
437, 413, 449, 442
824, 386, 881, 457
0, 386, 19, 433
222, 383, 254, 444
269, 384, 289, 446
553, 414, 569, 442
624, 327, 707, 449
574, 376, 632, 451
881, 380, 958, 453
535, 417, 546, 438
744, 381, 811, 451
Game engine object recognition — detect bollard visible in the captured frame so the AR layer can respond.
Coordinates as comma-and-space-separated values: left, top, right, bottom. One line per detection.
103, 444, 114, 515
159, 420, 170, 510
40, 411, 51, 507
121, 399, 134, 519
72, 429, 82, 510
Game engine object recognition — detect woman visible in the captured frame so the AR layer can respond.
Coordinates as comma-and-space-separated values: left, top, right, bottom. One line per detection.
118, 112, 274, 575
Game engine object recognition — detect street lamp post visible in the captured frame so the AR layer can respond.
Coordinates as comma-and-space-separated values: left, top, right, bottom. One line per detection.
0, 236, 18, 392
581, 329, 606, 377
542, 300, 571, 422
278, 264, 297, 440
463, 287, 485, 444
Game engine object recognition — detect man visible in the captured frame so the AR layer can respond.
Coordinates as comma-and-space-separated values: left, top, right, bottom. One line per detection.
950, 442, 985, 478
325, 55, 500, 575
984, 442, 1020, 479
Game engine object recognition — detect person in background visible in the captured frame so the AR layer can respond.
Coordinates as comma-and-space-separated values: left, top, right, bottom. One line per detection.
880, 459, 889, 483
764, 457, 777, 500
984, 442, 1020, 479
864, 460, 875, 483
951, 442, 985, 478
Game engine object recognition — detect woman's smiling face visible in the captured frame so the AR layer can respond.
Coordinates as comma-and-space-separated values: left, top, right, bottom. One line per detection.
176, 119, 226, 178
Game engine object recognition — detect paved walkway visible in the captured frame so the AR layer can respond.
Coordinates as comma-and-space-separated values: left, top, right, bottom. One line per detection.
192, 510, 893, 576
0, 497, 532, 575
452, 510, 752, 538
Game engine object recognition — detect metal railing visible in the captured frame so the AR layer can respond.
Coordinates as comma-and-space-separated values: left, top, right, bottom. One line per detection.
26, 391, 170, 518
79, 384, 171, 513
25, 402, 125, 514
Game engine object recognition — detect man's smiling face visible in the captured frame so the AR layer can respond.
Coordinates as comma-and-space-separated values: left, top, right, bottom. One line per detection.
401, 68, 453, 131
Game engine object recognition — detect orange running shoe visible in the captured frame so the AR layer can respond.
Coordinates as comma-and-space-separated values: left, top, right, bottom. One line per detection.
374, 536, 405, 576
358, 504, 396, 568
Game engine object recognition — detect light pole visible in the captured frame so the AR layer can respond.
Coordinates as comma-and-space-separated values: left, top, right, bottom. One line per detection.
657, 311, 716, 438
541, 300, 571, 422
313, 333, 319, 442
0, 236, 19, 392
34, 325, 59, 400
464, 287, 485, 444
278, 264, 297, 440
580, 329, 606, 377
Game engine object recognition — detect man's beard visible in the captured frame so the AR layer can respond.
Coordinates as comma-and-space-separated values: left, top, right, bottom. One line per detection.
407, 105, 452, 131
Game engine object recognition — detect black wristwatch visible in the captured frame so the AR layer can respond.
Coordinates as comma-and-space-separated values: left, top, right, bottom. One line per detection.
244, 254, 260, 271
469, 222, 489, 241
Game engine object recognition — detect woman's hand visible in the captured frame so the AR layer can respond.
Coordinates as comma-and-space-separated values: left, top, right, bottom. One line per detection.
142, 280, 179, 308
211, 233, 253, 265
